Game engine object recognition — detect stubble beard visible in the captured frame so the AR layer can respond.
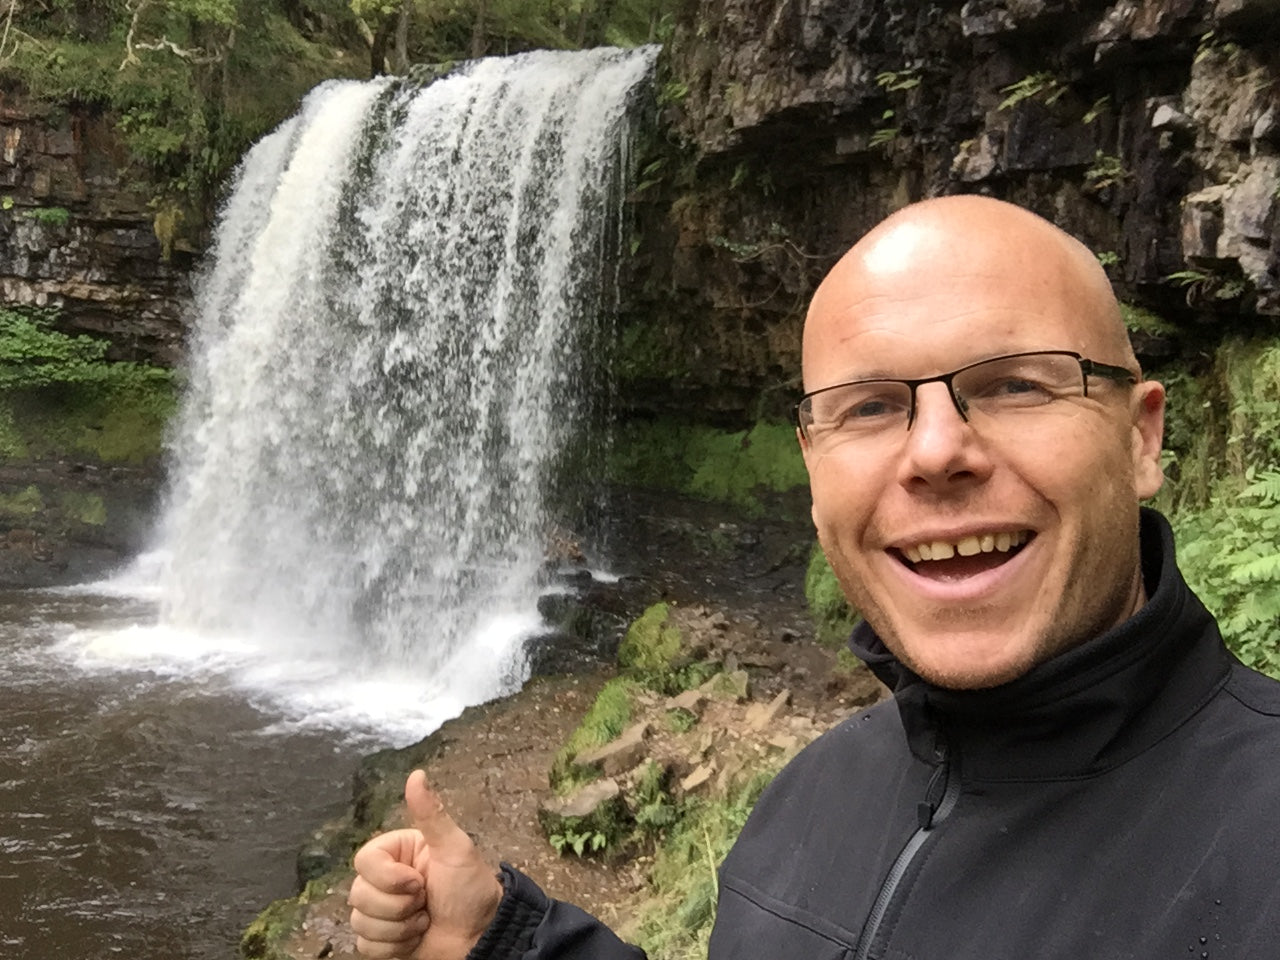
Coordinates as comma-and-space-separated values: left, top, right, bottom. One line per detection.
823, 521, 1145, 692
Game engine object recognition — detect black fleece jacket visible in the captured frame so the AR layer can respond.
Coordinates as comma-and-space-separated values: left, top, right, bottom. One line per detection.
471, 509, 1280, 960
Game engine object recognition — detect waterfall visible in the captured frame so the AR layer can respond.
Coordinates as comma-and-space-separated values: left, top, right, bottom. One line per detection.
155, 47, 655, 723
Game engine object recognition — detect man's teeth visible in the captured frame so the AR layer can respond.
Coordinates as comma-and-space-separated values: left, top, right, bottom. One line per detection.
903, 530, 1029, 564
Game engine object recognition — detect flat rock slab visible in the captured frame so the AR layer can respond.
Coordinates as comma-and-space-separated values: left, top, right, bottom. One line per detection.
575, 722, 651, 777
541, 778, 622, 819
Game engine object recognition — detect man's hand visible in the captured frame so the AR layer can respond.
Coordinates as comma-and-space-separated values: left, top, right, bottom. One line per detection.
349, 770, 504, 960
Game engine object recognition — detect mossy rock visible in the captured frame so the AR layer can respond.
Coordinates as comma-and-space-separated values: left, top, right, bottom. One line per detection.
617, 602, 683, 672
240, 897, 304, 960
550, 676, 640, 791
240, 869, 349, 960
0, 485, 44, 519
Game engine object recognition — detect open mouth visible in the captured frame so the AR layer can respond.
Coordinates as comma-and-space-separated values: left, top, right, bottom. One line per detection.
893, 530, 1033, 582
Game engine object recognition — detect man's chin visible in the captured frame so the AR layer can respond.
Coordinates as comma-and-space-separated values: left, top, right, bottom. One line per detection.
893, 635, 1043, 690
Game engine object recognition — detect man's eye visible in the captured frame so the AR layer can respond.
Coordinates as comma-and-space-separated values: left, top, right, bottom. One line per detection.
979, 377, 1054, 401
849, 399, 893, 418
836, 394, 907, 423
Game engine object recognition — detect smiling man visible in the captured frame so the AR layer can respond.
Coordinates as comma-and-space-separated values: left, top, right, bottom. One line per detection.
348, 197, 1280, 960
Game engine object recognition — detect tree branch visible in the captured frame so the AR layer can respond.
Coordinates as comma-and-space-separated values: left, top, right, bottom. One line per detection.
119, 0, 226, 70
0, 0, 18, 65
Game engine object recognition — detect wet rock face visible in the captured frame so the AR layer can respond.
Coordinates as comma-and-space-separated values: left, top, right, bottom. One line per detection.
622, 0, 1280, 424
0, 95, 191, 364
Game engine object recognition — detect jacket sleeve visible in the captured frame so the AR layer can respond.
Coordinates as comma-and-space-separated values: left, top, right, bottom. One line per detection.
466, 864, 647, 960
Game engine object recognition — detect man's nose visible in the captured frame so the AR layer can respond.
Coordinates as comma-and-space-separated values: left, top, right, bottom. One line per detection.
896, 381, 991, 488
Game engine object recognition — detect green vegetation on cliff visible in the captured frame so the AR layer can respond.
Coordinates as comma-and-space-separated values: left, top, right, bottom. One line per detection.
0, 0, 676, 219
1156, 338, 1280, 679
351, 0, 675, 68
0, 0, 367, 218
0, 307, 175, 464
608, 418, 808, 514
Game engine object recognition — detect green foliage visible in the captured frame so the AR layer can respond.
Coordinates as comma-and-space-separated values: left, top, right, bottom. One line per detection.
633, 156, 668, 196
617, 602, 714, 696
998, 72, 1066, 111
353, 0, 678, 64
1082, 95, 1110, 124
0, 307, 176, 464
1083, 151, 1128, 192
1195, 29, 1242, 66
628, 763, 783, 959
1120, 303, 1178, 338
240, 896, 305, 960
1160, 339, 1280, 679
549, 825, 609, 856
21, 206, 72, 226
868, 109, 898, 148
607, 418, 808, 515
631, 758, 677, 835
1096, 251, 1119, 268
1, 2, 368, 207
664, 706, 698, 733
804, 543, 859, 647
657, 79, 689, 105
546, 758, 676, 861
61, 491, 108, 526
709, 221, 790, 260
875, 68, 921, 92
684, 422, 807, 509
614, 321, 692, 382
1173, 478, 1280, 678
1165, 269, 1247, 303
0, 307, 164, 391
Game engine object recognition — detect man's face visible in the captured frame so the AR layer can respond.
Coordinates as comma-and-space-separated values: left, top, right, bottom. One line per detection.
800, 213, 1165, 689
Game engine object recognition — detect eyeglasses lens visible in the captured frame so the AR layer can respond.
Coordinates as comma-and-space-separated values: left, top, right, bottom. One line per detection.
802, 353, 1088, 444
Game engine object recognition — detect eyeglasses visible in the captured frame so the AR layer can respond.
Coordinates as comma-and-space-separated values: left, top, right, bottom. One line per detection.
796, 350, 1137, 445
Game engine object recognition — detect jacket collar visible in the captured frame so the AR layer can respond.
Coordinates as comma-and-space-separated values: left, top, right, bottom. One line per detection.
850, 508, 1233, 781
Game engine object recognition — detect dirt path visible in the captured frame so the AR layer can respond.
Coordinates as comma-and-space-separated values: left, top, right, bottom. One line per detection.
279, 608, 888, 960
283, 672, 639, 959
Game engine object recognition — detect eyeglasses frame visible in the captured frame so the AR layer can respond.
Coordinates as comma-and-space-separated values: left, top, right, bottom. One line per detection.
795, 350, 1138, 441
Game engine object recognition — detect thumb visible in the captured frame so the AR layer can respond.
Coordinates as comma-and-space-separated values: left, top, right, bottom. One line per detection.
404, 769, 472, 853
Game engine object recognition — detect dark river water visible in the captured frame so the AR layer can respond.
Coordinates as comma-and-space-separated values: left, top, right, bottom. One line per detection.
0, 586, 377, 960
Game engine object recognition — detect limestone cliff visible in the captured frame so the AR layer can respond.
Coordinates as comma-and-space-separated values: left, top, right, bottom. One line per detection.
2, 1, 1278, 430
0, 93, 191, 364
619, 0, 1280, 421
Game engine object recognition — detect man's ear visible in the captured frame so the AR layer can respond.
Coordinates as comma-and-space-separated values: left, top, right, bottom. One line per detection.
1131, 380, 1166, 500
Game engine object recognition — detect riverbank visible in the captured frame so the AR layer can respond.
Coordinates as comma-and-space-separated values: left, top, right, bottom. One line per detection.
248, 598, 886, 960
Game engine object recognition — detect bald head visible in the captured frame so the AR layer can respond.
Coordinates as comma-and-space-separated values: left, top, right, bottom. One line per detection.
804, 196, 1136, 388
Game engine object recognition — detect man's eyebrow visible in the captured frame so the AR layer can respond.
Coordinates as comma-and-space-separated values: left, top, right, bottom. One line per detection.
821, 368, 899, 383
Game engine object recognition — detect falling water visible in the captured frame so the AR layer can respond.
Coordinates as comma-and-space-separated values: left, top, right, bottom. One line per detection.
153, 47, 657, 734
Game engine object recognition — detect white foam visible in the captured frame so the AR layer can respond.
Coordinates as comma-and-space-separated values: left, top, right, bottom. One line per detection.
45, 598, 541, 745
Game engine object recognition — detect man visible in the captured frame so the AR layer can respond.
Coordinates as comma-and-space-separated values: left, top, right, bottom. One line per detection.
348, 196, 1280, 959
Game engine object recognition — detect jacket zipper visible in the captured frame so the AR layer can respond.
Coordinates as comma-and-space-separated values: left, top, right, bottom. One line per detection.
851, 744, 961, 960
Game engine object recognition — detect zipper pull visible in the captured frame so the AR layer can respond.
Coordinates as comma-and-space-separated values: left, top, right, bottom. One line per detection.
917, 742, 950, 830
916, 800, 934, 830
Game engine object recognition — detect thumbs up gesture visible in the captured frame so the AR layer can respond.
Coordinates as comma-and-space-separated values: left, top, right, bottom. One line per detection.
349, 770, 504, 960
